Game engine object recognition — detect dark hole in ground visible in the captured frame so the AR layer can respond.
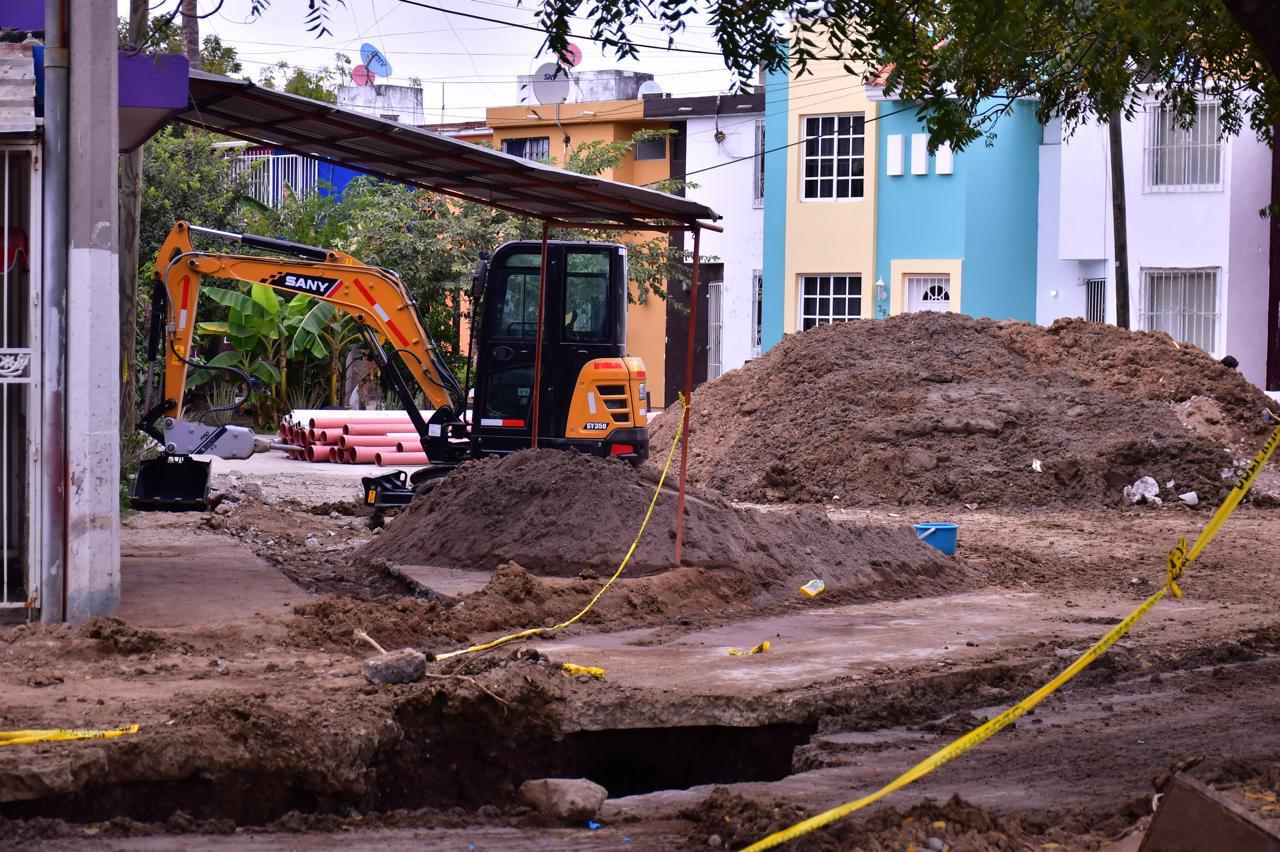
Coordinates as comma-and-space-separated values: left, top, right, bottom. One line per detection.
0, 685, 816, 827
559, 724, 818, 797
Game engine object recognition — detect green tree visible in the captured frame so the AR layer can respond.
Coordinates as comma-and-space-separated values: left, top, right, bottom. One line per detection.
139, 128, 254, 262
258, 55, 351, 103
529, 2, 1278, 152
118, 13, 243, 76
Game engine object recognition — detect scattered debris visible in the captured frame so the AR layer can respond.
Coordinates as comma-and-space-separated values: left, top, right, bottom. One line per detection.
1180, 491, 1200, 507
354, 628, 427, 685
1125, 476, 1163, 505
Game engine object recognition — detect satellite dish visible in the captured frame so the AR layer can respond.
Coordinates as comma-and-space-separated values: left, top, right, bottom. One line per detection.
352, 64, 375, 86
361, 43, 393, 78
530, 62, 571, 105
559, 43, 583, 68
637, 80, 663, 97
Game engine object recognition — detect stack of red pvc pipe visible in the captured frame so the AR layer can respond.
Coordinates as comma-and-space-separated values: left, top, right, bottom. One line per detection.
277, 409, 432, 466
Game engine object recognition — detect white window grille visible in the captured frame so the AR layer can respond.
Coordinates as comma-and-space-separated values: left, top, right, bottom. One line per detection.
751, 269, 763, 358
799, 274, 862, 330
501, 137, 550, 161
906, 274, 952, 313
1140, 268, 1219, 352
706, 280, 723, 379
802, 114, 865, 200
752, 120, 765, 208
1143, 102, 1223, 192
1085, 277, 1107, 323
231, 152, 320, 208
1, 146, 40, 611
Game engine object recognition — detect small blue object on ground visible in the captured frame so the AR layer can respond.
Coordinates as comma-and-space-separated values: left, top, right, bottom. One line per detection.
913, 522, 958, 556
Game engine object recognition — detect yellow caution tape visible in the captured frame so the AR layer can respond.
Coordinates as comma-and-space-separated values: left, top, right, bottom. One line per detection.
435, 395, 689, 661
728, 640, 771, 656
0, 724, 140, 747
562, 663, 605, 679
745, 424, 1280, 851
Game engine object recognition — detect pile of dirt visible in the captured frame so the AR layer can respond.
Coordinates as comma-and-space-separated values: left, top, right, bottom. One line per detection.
360, 449, 956, 600
651, 313, 1277, 508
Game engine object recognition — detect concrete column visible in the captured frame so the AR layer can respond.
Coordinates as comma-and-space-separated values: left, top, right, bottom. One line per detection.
63, 0, 120, 620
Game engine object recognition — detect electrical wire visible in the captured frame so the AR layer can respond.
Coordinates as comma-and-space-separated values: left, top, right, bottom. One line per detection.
394, 0, 728, 56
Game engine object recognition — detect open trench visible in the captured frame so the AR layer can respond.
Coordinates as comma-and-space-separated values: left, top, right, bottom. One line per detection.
3, 628, 1279, 832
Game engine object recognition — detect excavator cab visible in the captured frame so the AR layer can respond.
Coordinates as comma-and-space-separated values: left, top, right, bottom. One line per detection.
469, 241, 649, 461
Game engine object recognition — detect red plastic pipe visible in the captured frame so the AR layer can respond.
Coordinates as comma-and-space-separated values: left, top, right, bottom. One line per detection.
396, 441, 423, 453
374, 451, 429, 466
339, 435, 407, 448
347, 446, 382, 464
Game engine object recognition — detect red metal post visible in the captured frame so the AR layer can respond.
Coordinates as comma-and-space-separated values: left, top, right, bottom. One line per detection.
530, 221, 551, 448
674, 227, 701, 567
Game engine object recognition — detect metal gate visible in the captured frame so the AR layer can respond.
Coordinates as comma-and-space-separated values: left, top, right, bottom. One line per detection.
1, 146, 40, 613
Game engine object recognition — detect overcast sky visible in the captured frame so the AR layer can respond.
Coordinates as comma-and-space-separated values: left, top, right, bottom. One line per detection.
118, 0, 738, 121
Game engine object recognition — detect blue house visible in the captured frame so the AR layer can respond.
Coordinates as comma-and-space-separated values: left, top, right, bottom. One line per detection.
870, 87, 1042, 322
758, 55, 1044, 355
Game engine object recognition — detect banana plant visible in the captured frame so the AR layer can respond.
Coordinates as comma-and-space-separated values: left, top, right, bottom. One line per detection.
190, 282, 302, 422
288, 296, 366, 406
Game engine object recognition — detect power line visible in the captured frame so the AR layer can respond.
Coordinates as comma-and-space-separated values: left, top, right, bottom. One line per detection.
394, 0, 729, 57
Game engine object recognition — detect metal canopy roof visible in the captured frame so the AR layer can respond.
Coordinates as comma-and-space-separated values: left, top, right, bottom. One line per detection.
180, 70, 719, 230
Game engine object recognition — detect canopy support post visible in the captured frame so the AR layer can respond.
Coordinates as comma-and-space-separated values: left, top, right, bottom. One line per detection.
530, 221, 551, 449
674, 226, 701, 567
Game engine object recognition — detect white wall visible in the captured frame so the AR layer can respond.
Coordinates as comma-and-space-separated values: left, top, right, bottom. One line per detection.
684, 112, 764, 374
337, 84, 425, 124
1038, 108, 1272, 384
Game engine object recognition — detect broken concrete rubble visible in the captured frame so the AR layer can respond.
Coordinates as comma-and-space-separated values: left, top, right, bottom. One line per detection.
518, 778, 608, 822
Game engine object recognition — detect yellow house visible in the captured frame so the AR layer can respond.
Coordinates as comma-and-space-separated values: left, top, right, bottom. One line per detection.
780, 61, 880, 335
486, 99, 676, 406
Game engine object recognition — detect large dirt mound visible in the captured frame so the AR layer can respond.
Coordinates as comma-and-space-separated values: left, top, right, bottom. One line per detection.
651, 313, 1277, 508
360, 449, 955, 599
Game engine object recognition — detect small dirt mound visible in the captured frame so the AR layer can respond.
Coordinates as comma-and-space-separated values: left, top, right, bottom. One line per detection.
81, 618, 169, 655
360, 450, 955, 600
651, 313, 1275, 508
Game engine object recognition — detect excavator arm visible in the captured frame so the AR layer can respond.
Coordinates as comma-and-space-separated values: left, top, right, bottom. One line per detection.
132, 222, 468, 510
151, 221, 464, 421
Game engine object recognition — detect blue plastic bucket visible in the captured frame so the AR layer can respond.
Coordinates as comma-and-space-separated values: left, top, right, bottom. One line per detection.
913, 522, 958, 556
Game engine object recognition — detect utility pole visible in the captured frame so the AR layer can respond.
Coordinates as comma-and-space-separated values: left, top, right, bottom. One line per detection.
119, 0, 146, 431
1108, 110, 1131, 329
181, 0, 201, 71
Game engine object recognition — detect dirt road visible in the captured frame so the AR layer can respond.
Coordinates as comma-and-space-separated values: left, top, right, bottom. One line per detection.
2, 457, 1279, 850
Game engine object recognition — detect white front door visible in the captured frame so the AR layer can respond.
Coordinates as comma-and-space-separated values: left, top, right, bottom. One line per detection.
906, 274, 951, 313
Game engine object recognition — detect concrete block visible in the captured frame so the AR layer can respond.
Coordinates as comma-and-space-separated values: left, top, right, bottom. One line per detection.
519, 777, 608, 822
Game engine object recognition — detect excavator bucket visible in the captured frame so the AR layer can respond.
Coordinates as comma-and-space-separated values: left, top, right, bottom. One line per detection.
130, 455, 213, 511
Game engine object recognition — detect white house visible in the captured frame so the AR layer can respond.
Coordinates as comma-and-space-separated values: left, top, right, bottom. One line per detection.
645, 92, 766, 378
1037, 100, 1273, 388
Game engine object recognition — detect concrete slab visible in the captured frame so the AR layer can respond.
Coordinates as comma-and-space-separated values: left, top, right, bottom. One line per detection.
120, 518, 304, 629
533, 590, 1241, 697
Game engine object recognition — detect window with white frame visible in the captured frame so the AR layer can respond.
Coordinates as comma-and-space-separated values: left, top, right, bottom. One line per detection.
1139, 268, 1219, 352
752, 120, 766, 208
751, 269, 764, 357
799, 274, 862, 329
802, 114, 865, 200
1143, 102, 1223, 191
502, 136, 551, 161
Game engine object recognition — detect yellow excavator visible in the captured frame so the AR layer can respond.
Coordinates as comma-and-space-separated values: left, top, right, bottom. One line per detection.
132, 221, 651, 510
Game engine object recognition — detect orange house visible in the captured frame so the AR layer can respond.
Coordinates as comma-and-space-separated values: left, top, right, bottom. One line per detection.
486, 99, 676, 406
